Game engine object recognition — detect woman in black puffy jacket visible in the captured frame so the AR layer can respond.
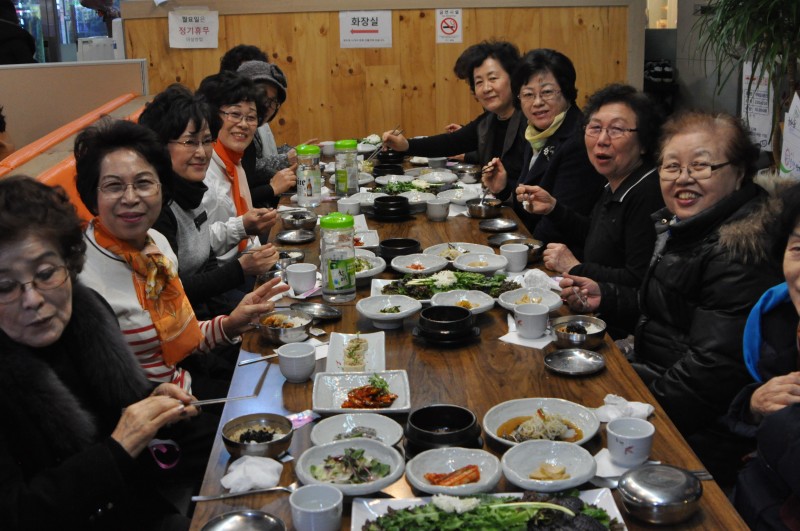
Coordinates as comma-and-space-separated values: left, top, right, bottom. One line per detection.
560, 111, 783, 485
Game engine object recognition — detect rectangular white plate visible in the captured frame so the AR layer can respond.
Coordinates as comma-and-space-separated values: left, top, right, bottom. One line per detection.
355, 230, 379, 249
312, 370, 410, 415
324, 331, 386, 373
351, 488, 626, 530
370, 278, 431, 304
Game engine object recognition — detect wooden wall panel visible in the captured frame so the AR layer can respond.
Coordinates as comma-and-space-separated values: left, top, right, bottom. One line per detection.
124, 6, 629, 144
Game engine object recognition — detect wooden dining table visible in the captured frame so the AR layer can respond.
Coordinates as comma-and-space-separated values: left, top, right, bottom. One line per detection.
189, 194, 748, 530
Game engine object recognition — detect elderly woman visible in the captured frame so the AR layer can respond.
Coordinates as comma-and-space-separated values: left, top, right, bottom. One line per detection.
562, 111, 782, 484
517, 84, 664, 289
482, 49, 606, 246
382, 40, 528, 184
728, 183, 800, 526
0, 175, 206, 530
196, 70, 277, 264
139, 84, 278, 311
74, 119, 287, 393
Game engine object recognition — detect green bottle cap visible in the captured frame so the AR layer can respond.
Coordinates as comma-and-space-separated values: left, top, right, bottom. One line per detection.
320, 212, 354, 229
334, 139, 358, 150
295, 144, 320, 155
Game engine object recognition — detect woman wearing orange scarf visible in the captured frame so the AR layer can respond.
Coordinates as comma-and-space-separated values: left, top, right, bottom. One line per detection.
75, 119, 287, 394
197, 71, 278, 263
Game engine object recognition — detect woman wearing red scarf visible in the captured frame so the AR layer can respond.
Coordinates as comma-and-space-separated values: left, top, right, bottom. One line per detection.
75, 119, 288, 395
196, 71, 278, 264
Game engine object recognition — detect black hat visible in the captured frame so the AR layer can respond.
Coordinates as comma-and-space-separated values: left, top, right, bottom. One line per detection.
237, 60, 287, 103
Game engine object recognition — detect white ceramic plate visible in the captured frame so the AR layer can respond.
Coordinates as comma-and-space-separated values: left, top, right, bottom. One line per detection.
325, 331, 386, 372
310, 413, 404, 447
329, 173, 374, 186
420, 171, 457, 184
351, 192, 388, 206
354, 229, 379, 249
501, 439, 597, 492
350, 488, 625, 530
358, 142, 379, 153
390, 253, 448, 275
375, 174, 414, 185
295, 438, 405, 496
356, 248, 375, 258
436, 187, 480, 206
355, 255, 386, 281
430, 290, 494, 315
482, 397, 600, 448
312, 370, 411, 415
423, 242, 494, 262
409, 156, 428, 165
453, 252, 508, 274
498, 287, 562, 313
405, 448, 501, 495
356, 295, 423, 329
400, 191, 436, 205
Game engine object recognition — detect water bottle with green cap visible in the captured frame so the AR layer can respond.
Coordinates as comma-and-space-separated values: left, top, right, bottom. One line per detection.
320, 212, 356, 303
334, 139, 358, 197
295, 144, 321, 207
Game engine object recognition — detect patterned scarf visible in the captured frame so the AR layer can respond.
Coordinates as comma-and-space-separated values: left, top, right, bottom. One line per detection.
214, 140, 251, 251
525, 109, 568, 152
92, 219, 203, 366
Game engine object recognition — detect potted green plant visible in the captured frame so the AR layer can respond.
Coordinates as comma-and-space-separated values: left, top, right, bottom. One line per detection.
694, 0, 800, 164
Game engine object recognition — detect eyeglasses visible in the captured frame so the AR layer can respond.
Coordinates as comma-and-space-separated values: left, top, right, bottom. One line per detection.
584, 125, 638, 139
219, 110, 259, 126
168, 137, 214, 151
518, 89, 561, 103
659, 161, 731, 181
98, 179, 161, 199
0, 265, 69, 304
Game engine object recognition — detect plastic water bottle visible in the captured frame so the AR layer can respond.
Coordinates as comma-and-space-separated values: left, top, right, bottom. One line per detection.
295, 144, 321, 207
334, 139, 358, 197
320, 213, 356, 303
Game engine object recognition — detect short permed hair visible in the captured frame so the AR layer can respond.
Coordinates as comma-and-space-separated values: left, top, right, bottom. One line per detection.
511, 49, 578, 107
0, 176, 86, 278
658, 111, 760, 183
583, 83, 664, 158
772, 182, 800, 263
139, 84, 220, 142
219, 44, 268, 73
453, 40, 521, 92
74, 118, 174, 215
196, 71, 268, 124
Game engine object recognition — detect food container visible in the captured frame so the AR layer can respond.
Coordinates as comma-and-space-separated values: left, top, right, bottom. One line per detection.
280, 210, 317, 230
373, 164, 405, 177
466, 198, 502, 219
376, 148, 405, 164
550, 315, 607, 349
405, 404, 482, 457
418, 305, 474, 334
255, 309, 313, 344
451, 163, 480, 184
373, 195, 410, 217
427, 157, 447, 168
617, 464, 703, 525
378, 237, 421, 260
222, 413, 294, 459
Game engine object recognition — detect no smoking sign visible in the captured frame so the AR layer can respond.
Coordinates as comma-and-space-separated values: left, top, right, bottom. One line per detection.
436, 9, 462, 43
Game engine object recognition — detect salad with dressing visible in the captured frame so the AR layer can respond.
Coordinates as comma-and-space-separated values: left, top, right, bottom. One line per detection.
310, 447, 390, 484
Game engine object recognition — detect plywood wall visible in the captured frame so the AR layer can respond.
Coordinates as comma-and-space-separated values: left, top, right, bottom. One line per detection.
124, 7, 629, 143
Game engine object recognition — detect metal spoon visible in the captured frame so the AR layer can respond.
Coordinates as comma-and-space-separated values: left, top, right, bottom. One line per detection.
238, 353, 278, 366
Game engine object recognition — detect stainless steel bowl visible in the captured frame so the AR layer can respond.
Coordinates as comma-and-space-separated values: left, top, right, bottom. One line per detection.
451, 163, 480, 183
550, 315, 607, 349
255, 309, 313, 344
466, 198, 502, 219
280, 210, 317, 230
618, 464, 703, 525
222, 413, 294, 459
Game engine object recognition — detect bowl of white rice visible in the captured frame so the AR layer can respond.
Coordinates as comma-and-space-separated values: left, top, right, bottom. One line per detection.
256, 309, 313, 344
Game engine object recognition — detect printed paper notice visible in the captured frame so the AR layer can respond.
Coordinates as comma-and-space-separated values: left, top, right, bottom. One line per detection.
741, 61, 773, 151
168, 9, 218, 49
339, 11, 392, 48
436, 9, 462, 44
780, 93, 800, 180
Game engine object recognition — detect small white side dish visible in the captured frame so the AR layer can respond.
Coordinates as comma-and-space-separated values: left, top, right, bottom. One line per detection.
420, 171, 457, 184
354, 255, 386, 282
390, 253, 448, 275
312, 370, 411, 415
310, 413, 403, 447
405, 448, 501, 495
430, 290, 494, 314
436, 187, 480, 206
498, 287, 563, 313
501, 440, 596, 492
356, 295, 422, 329
453, 252, 508, 274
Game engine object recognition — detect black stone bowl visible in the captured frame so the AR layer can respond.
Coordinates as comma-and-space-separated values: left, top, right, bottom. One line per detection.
373, 164, 405, 177
378, 237, 421, 260
418, 305, 474, 334
405, 404, 482, 450
377, 148, 406, 164
373, 195, 410, 215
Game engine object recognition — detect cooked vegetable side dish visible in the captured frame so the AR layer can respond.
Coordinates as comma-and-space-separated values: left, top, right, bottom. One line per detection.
230, 425, 286, 444
343, 336, 368, 371
382, 271, 520, 299
497, 409, 583, 443
310, 447, 390, 484
529, 463, 571, 481
334, 426, 381, 441
341, 374, 398, 409
424, 464, 481, 487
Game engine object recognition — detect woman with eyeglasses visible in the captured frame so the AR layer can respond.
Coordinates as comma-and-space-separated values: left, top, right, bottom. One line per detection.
381, 40, 528, 185
0, 175, 214, 530
139, 85, 279, 313
561, 111, 783, 485
196, 71, 277, 264
515, 84, 665, 299
481, 48, 606, 246
75, 119, 288, 394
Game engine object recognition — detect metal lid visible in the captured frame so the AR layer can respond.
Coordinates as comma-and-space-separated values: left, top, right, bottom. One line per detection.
618, 464, 702, 507
295, 144, 320, 155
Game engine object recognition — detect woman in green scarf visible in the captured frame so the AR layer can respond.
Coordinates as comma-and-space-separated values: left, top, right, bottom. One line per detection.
482, 49, 605, 248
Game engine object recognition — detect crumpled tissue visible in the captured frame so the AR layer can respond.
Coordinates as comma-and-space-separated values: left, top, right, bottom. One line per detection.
221, 455, 283, 493
522, 269, 561, 292
594, 394, 654, 422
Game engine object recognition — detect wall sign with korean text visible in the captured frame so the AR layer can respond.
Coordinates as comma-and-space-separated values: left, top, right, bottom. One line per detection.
436, 8, 462, 44
168, 9, 219, 49
339, 11, 392, 48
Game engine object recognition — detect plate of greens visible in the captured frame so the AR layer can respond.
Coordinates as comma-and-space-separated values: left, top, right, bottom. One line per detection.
352, 488, 625, 530
373, 271, 521, 301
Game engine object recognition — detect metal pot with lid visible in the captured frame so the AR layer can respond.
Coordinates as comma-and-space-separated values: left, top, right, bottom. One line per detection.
617, 464, 703, 525
451, 163, 480, 184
